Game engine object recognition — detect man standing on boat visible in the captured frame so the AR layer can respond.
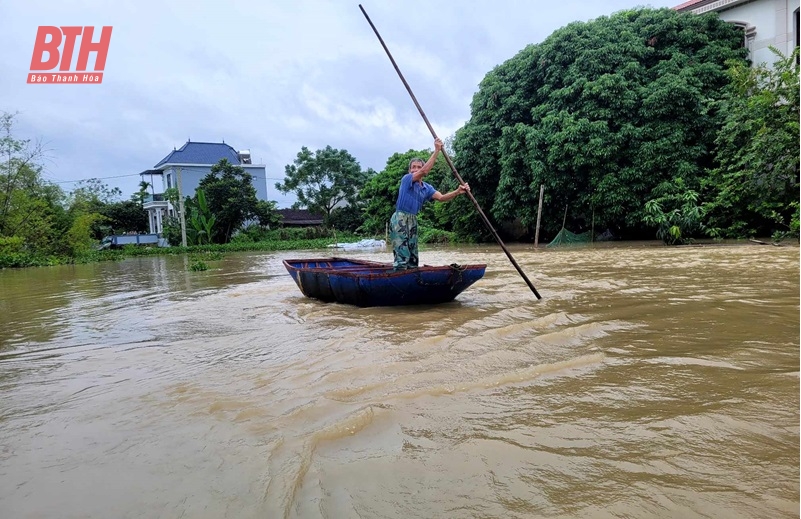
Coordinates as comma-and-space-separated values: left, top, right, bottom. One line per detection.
391, 138, 470, 270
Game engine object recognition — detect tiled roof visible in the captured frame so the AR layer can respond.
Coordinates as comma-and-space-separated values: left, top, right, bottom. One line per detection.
278, 209, 324, 225
673, 0, 709, 10
154, 141, 241, 168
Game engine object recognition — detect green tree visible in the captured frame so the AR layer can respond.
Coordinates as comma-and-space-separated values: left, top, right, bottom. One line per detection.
198, 159, 265, 243
64, 213, 104, 256
66, 179, 125, 240
0, 112, 66, 253
253, 199, 282, 228
102, 200, 148, 234
453, 8, 746, 241
68, 178, 122, 208
161, 215, 183, 246
704, 47, 800, 239
276, 146, 372, 224
159, 187, 184, 246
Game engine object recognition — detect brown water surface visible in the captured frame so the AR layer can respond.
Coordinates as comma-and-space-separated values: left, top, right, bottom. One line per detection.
0, 243, 798, 518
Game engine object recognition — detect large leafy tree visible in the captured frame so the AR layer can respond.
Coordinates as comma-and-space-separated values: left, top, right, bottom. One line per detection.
703, 47, 800, 239
198, 159, 270, 243
276, 146, 373, 223
453, 8, 746, 240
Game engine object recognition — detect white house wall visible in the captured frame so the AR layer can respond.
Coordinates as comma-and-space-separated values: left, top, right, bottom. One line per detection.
164, 166, 211, 201
245, 166, 270, 202
161, 164, 270, 204
698, 0, 799, 66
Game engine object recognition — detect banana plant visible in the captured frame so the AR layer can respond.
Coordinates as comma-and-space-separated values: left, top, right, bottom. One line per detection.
188, 189, 216, 245
643, 179, 706, 245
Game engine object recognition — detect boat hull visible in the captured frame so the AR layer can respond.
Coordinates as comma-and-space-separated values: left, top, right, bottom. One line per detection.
283, 257, 486, 307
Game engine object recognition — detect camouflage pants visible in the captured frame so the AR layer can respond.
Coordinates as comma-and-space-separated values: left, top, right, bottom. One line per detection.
390, 211, 419, 270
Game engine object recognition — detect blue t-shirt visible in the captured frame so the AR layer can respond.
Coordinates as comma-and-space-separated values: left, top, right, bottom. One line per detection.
396, 173, 436, 215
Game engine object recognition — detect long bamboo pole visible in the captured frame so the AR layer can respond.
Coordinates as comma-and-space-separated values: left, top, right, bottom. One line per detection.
359, 4, 541, 299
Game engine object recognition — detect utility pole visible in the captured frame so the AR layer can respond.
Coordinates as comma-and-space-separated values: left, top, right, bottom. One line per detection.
176, 167, 187, 247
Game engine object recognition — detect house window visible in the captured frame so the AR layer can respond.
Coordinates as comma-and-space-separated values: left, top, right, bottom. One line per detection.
730, 21, 756, 59
167, 174, 172, 189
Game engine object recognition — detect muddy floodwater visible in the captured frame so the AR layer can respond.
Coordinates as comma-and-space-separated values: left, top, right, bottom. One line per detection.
0, 242, 798, 518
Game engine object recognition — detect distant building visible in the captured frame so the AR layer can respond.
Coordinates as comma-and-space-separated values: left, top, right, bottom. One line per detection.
673, 0, 799, 67
277, 209, 324, 227
139, 141, 268, 234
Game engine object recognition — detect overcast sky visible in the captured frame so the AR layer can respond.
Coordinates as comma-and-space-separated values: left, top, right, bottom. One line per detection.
1, 0, 678, 208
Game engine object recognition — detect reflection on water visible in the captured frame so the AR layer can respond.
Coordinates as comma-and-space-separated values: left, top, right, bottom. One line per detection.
0, 243, 798, 518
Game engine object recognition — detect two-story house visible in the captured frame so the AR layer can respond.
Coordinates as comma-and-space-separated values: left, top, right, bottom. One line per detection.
140, 140, 268, 234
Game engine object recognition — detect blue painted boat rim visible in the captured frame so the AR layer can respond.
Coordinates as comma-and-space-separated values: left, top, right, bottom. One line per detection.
282, 257, 487, 279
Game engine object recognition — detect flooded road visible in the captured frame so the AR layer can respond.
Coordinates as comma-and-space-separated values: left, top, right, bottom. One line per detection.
0, 243, 798, 518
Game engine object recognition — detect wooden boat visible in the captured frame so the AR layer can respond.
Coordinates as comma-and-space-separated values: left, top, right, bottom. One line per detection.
283, 257, 486, 307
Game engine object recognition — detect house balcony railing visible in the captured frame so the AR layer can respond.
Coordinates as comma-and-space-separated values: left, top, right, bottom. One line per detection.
143, 193, 165, 203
